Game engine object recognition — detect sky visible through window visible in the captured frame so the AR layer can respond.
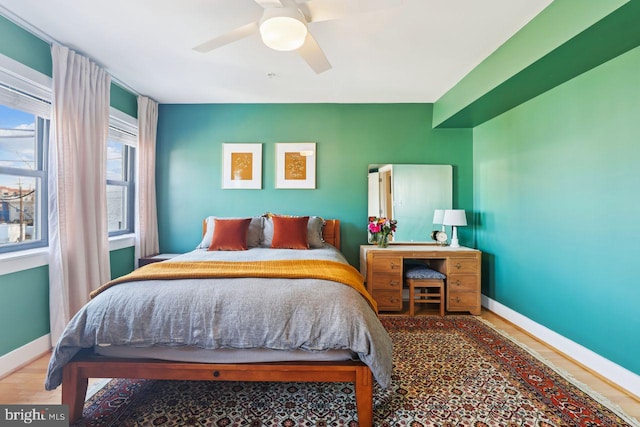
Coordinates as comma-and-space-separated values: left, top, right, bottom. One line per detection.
0, 105, 35, 188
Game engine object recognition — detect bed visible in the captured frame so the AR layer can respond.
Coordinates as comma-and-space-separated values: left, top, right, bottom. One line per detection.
45, 217, 393, 426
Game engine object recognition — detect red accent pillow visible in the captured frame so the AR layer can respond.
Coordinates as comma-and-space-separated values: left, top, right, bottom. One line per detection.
208, 218, 251, 251
271, 216, 309, 249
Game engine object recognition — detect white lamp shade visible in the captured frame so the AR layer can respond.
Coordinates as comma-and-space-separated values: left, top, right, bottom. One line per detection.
259, 8, 308, 51
432, 209, 445, 224
442, 209, 467, 226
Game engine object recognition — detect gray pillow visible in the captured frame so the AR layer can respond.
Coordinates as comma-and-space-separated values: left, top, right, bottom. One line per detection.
197, 216, 263, 249
307, 216, 326, 248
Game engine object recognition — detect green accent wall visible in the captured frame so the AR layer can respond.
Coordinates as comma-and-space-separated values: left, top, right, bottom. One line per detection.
0, 247, 135, 356
0, 14, 51, 76
156, 103, 473, 266
110, 246, 136, 280
433, 0, 640, 128
0, 266, 49, 355
110, 83, 138, 118
473, 46, 640, 374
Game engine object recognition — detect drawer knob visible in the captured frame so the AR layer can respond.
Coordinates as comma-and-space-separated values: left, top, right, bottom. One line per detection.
454, 280, 461, 286
390, 280, 400, 286
455, 297, 461, 303
390, 263, 400, 269
455, 263, 462, 270
213, 371, 220, 378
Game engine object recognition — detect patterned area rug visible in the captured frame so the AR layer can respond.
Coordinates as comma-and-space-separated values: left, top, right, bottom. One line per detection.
73, 316, 638, 426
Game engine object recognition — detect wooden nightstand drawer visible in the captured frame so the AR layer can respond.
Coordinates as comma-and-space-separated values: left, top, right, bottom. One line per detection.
371, 256, 403, 273
447, 275, 478, 292
372, 290, 403, 311
447, 258, 478, 274
371, 273, 403, 290
447, 292, 478, 310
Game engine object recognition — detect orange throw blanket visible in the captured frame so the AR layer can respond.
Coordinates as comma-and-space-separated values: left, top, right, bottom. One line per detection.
91, 260, 377, 312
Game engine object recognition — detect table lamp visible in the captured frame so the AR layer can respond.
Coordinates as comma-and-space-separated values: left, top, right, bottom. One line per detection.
442, 209, 467, 248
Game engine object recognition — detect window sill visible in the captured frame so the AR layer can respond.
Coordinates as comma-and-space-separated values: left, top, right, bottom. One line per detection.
0, 247, 49, 276
109, 233, 135, 251
0, 235, 136, 276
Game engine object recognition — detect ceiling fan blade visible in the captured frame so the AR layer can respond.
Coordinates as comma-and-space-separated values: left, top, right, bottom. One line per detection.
193, 22, 259, 53
297, 32, 331, 74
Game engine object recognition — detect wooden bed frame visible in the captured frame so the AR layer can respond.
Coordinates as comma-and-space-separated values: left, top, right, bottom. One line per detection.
62, 219, 375, 426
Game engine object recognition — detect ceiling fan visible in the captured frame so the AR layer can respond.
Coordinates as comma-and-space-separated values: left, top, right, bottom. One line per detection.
193, 0, 394, 74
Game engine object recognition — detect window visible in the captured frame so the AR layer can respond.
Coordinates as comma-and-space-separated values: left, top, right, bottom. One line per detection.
0, 60, 51, 254
107, 111, 137, 236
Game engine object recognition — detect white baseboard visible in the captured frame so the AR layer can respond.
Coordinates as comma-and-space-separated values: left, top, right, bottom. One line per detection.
0, 334, 51, 379
482, 295, 640, 398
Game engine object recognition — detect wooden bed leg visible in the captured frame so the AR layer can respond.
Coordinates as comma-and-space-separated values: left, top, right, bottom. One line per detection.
62, 363, 88, 424
354, 366, 373, 427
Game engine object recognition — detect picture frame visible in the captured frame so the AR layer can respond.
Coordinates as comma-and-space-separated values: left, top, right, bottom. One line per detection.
222, 143, 262, 189
275, 142, 316, 189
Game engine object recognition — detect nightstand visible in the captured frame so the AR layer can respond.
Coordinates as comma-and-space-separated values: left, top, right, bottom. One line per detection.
138, 253, 181, 267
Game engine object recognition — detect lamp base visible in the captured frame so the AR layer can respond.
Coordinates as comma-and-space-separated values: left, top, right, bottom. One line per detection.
450, 225, 460, 248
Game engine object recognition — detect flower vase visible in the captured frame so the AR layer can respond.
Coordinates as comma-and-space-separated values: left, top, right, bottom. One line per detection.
368, 232, 377, 245
377, 233, 390, 248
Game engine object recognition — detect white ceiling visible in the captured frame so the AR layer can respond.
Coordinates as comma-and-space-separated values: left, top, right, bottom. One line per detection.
0, 0, 552, 104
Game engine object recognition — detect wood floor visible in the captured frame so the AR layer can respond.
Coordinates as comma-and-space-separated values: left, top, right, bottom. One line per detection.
1, 308, 638, 422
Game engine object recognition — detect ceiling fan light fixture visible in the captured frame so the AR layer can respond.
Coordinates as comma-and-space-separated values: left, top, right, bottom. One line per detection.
259, 7, 308, 51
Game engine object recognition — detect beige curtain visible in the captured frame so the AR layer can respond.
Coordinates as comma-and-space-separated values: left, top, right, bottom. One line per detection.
135, 95, 159, 264
48, 44, 111, 343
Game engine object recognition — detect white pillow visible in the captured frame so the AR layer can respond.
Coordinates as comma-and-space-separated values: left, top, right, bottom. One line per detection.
197, 216, 263, 249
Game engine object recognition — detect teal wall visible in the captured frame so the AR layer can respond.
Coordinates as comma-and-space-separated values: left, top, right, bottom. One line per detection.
473, 46, 640, 374
0, 266, 49, 355
156, 103, 473, 265
0, 15, 51, 76
0, 16, 138, 357
109, 246, 136, 280
111, 83, 138, 118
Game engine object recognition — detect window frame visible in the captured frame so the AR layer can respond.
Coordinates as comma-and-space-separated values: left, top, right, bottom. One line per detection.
0, 54, 51, 254
106, 108, 137, 237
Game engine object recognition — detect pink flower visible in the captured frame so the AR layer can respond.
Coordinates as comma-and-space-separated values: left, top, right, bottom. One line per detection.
367, 217, 397, 235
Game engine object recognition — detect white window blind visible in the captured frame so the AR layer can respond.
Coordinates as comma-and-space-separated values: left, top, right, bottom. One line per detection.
109, 107, 137, 146
0, 54, 51, 118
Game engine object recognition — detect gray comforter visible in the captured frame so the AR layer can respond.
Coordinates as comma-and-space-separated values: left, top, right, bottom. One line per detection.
45, 245, 393, 389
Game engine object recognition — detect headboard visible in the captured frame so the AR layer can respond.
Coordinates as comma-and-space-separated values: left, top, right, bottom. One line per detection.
322, 219, 340, 250
202, 218, 341, 250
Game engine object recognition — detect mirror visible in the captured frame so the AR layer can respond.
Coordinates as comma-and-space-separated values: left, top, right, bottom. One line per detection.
368, 164, 452, 242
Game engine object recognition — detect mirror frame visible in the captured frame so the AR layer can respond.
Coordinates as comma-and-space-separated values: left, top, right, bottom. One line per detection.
368, 164, 452, 243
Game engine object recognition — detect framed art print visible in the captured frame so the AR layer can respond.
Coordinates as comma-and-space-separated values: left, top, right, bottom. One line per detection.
275, 142, 316, 189
222, 143, 262, 189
